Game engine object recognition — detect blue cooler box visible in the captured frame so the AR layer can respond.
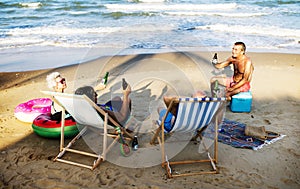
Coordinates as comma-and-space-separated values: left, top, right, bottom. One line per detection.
230, 91, 252, 112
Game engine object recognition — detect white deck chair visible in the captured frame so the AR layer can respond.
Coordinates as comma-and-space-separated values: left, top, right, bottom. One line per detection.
42, 91, 131, 170
150, 97, 226, 178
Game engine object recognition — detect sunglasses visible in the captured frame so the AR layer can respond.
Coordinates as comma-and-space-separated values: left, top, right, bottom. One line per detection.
57, 78, 65, 84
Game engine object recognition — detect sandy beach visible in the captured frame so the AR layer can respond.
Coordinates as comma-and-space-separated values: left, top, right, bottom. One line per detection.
0, 51, 299, 189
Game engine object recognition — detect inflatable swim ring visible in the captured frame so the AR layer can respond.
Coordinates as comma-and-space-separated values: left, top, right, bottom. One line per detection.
32, 113, 79, 138
14, 98, 52, 123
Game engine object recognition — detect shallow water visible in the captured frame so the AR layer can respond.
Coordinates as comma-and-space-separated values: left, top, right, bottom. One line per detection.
0, 0, 299, 71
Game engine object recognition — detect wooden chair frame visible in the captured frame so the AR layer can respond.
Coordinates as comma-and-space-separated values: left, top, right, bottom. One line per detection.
42, 91, 132, 170
150, 97, 226, 178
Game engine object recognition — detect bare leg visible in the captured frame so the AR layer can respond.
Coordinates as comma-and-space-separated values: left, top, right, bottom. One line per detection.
104, 85, 132, 126
163, 96, 178, 116
226, 88, 241, 101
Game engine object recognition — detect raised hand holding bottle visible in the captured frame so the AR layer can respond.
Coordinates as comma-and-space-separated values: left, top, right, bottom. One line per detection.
212, 53, 218, 64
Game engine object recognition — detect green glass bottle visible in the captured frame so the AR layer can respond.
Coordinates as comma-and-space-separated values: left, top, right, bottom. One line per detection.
213, 80, 220, 98
101, 72, 109, 85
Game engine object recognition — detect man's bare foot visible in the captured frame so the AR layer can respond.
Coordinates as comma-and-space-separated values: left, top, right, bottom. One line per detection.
226, 96, 231, 101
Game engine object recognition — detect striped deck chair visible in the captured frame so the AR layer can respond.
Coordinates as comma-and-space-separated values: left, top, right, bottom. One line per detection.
150, 97, 226, 178
41, 91, 132, 170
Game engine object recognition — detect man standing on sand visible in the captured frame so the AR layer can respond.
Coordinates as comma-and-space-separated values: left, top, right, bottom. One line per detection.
211, 42, 254, 100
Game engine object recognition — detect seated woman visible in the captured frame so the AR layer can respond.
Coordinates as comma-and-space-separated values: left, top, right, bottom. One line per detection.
74, 80, 132, 127
46, 72, 67, 93
157, 90, 207, 132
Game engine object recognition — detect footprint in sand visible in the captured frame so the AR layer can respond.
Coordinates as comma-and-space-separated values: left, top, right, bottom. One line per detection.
32, 179, 57, 188
264, 119, 271, 125
98, 168, 122, 186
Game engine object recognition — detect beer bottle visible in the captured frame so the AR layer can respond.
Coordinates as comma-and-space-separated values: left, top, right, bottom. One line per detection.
213, 80, 220, 98
212, 53, 218, 64
101, 72, 109, 85
132, 136, 138, 151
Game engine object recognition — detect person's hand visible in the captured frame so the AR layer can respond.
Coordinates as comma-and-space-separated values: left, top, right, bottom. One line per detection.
227, 87, 234, 92
212, 58, 218, 65
94, 83, 106, 91
123, 83, 131, 96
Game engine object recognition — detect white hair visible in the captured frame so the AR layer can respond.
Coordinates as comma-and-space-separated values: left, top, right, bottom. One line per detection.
46, 72, 60, 89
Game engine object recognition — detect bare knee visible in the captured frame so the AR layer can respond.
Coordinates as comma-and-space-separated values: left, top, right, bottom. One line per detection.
112, 96, 122, 101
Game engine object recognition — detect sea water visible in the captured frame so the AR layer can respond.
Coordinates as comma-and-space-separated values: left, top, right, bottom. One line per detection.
0, 0, 299, 71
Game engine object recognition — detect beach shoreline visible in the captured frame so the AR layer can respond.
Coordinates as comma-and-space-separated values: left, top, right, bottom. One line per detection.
1, 44, 299, 73
0, 51, 299, 188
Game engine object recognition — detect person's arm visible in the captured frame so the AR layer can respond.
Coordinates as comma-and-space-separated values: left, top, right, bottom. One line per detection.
214, 57, 232, 69
228, 60, 253, 91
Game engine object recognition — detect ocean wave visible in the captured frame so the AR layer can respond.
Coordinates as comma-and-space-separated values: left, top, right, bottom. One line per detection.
104, 3, 237, 12
128, 0, 166, 2
254, 0, 300, 6
68, 11, 96, 16
0, 36, 44, 48
102, 11, 156, 19
0, 2, 42, 9
0, 24, 174, 49
19, 2, 42, 9
0, 36, 93, 49
53, 3, 104, 11
130, 42, 164, 49
3, 26, 122, 36
195, 24, 300, 38
165, 11, 269, 17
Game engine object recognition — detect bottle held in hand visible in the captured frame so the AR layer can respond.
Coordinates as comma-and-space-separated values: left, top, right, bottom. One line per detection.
212, 53, 218, 64
122, 78, 128, 90
101, 72, 109, 85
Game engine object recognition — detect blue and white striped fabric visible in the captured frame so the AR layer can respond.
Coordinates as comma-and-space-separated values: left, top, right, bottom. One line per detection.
171, 97, 225, 133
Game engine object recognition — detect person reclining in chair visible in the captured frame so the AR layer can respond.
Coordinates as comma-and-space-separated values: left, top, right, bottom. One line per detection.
157, 90, 207, 132
74, 79, 132, 127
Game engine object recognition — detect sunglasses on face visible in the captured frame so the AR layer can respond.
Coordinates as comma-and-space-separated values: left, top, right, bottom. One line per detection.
60, 78, 65, 84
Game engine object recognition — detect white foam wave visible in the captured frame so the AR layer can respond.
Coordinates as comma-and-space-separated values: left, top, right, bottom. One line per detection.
196, 24, 300, 38
3, 24, 175, 38
0, 24, 175, 49
0, 26, 122, 49
0, 37, 44, 48
105, 3, 237, 12
68, 11, 92, 15
128, 0, 166, 2
19, 2, 42, 8
165, 11, 269, 17
4, 26, 122, 36
0, 36, 93, 49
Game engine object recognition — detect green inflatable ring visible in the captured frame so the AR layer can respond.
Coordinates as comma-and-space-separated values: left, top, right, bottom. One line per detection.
32, 124, 79, 138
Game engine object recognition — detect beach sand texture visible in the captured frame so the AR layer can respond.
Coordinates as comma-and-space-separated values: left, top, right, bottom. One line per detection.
0, 52, 299, 189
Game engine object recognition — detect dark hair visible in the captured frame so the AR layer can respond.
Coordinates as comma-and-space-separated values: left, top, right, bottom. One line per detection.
75, 86, 96, 101
234, 41, 246, 54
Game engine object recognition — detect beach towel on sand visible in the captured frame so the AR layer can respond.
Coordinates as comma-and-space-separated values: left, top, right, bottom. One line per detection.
203, 119, 285, 150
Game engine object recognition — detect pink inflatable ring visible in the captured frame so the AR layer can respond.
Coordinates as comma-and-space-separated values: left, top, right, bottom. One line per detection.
14, 98, 52, 123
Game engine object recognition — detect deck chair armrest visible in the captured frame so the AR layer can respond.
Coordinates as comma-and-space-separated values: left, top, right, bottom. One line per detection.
84, 96, 122, 128
179, 97, 226, 103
